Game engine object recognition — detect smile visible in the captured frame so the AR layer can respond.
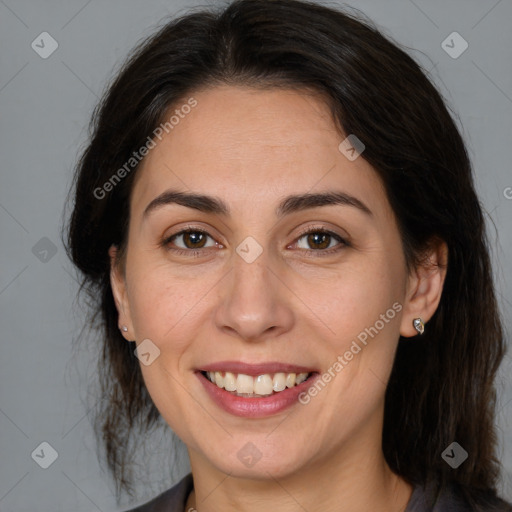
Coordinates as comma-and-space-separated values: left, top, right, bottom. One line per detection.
202, 371, 311, 397
196, 362, 320, 418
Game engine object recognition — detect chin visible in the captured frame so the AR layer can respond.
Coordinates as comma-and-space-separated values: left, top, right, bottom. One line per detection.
199, 436, 312, 481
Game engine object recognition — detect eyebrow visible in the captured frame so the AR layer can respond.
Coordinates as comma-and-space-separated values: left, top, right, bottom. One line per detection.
143, 188, 373, 219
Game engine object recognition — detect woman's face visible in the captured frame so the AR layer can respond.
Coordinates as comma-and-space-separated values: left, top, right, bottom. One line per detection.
111, 85, 435, 480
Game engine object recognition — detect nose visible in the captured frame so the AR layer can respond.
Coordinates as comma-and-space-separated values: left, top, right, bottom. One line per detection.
214, 248, 295, 343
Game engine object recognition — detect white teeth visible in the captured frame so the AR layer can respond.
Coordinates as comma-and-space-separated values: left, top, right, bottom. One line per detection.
204, 371, 310, 396
254, 374, 273, 396
273, 372, 286, 392
214, 371, 224, 388
223, 371, 236, 391
236, 373, 254, 394
295, 373, 308, 385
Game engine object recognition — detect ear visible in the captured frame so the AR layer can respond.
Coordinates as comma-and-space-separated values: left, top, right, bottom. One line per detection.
109, 245, 133, 341
399, 238, 448, 337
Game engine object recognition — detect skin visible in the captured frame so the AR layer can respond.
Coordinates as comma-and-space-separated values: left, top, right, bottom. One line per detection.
110, 85, 448, 512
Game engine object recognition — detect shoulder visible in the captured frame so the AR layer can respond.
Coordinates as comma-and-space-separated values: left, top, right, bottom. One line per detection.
406, 479, 512, 512
438, 481, 512, 512
122, 473, 194, 512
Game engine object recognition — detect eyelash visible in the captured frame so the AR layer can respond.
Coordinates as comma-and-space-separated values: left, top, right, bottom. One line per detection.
161, 225, 349, 258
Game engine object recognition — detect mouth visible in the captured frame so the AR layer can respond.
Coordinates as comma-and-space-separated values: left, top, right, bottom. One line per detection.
195, 361, 320, 417
200, 370, 315, 398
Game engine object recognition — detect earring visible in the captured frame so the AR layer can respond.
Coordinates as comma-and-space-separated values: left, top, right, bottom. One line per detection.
413, 318, 425, 335
120, 325, 128, 332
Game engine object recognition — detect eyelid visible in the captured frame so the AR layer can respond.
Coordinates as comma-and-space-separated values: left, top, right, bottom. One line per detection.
161, 224, 222, 248
290, 225, 349, 254
293, 224, 348, 242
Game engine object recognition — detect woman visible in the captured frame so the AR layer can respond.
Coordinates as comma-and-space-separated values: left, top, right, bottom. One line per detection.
66, 0, 512, 510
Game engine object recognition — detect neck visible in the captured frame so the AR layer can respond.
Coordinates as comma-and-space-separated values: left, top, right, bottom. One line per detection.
185, 415, 413, 512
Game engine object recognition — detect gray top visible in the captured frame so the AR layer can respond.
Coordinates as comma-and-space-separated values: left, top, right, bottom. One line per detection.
123, 473, 512, 512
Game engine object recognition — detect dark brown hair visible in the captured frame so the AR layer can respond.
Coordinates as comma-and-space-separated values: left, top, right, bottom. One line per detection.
65, 0, 510, 509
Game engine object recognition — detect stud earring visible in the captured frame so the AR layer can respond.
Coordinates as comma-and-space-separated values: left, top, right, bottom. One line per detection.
413, 318, 425, 335
120, 325, 128, 332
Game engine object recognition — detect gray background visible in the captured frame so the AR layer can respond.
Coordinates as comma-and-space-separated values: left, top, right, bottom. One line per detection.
0, 0, 511, 510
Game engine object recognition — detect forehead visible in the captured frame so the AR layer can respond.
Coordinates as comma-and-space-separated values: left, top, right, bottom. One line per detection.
130, 85, 390, 222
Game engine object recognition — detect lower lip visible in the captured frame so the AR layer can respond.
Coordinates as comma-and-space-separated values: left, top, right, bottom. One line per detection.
196, 371, 319, 418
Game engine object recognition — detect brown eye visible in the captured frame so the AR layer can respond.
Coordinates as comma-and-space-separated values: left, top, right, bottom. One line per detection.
162, 229, 217, 254
294, 228, 348, 255
303, 232, 332, 250
180, 231, 208, 249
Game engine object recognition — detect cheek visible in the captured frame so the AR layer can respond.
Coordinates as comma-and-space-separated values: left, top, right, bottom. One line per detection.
295, 254, 403, 349
125, 259, 220, 349
294, 265, 403, 439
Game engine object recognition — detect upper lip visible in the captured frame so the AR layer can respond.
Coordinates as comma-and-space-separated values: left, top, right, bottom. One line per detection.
198, 361, 318, 376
